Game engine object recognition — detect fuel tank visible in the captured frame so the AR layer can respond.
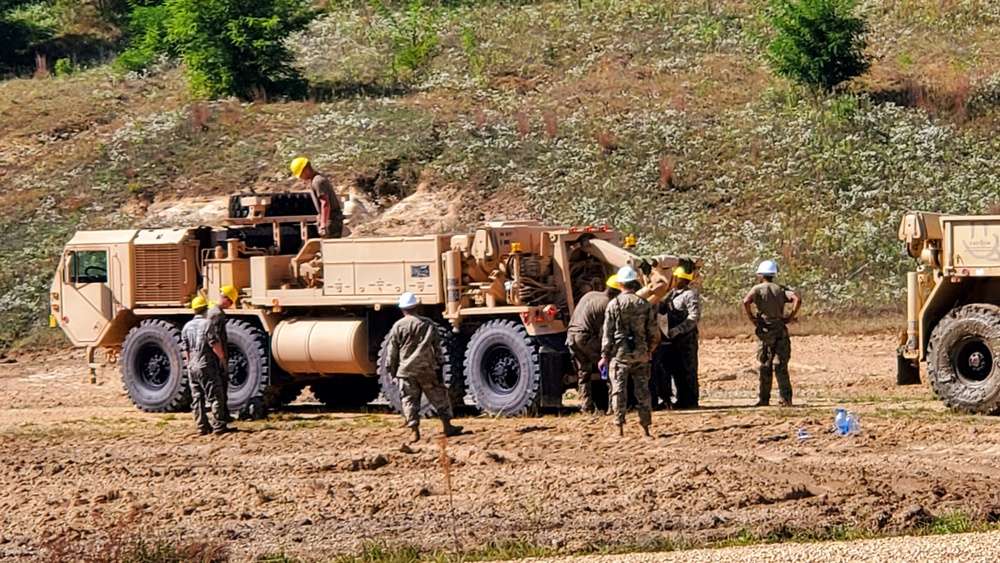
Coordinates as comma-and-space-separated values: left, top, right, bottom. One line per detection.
271, 319, 376, 375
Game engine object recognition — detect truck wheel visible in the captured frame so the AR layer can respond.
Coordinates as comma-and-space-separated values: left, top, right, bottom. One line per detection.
464, 320, 540, 416
120, 319, 191, 413
928, 304, 1000, 414
310, 377, 380, 408
377, 325, 464, 417
225, 319, 269, 419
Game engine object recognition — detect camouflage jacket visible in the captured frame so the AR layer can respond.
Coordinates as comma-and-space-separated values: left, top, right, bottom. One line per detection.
386, 314, 443, 379
181, 315, 219, 373
601, 292, 659, 360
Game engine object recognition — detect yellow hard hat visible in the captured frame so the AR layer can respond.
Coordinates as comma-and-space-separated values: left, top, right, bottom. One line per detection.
289, 156, 310, 178
220, 285, 239, 303
673, 266, 694, 281
190, 295, 208, 311
606, 274, 621, 290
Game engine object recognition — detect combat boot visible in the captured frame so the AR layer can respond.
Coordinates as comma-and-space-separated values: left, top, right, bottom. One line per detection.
641, 424, 651, 437
408, 426, 421, 443
616, 422, 624, 437
442, 419, 465, 437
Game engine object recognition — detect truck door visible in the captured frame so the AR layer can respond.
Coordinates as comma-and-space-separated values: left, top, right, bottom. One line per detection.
58, 248, 114, 344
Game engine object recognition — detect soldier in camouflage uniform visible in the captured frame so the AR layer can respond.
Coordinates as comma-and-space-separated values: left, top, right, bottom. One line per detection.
181, 296, 230, 435
743, 260, 802, 407
599, 266, 660, 437
206, 284, 237, 425
658, 266, 702, 409
386, 292, 464, 443
566, 275, 621, 414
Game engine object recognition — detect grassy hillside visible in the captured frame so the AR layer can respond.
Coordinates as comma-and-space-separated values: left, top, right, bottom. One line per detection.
3, 0, 1000, 347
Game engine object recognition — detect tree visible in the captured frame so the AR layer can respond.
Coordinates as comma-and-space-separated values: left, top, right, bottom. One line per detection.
120, 0, 313, 100
0, 0, 49, 75
766, 0, 870, 93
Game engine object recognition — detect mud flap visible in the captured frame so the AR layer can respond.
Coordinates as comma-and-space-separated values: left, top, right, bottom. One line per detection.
897, 353, 921, 386
538, 345, 570, 408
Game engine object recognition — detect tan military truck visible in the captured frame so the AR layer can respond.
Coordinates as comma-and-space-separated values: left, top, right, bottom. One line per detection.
897, 211, 1000, 413
52, 192, 698, 418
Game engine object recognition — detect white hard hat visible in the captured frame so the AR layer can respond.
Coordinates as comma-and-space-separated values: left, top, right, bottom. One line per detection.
756, 260, 778, 276
398, 292, 420, 309
616, 265, 638, 283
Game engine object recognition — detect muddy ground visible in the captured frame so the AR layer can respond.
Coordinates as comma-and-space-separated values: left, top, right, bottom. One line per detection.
2, 332, 999, 562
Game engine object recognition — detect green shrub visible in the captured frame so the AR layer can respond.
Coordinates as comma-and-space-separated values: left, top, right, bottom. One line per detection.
765, 0, 870, 92
165, 0, 313, 99
53, 56, 72, 76
116, 3, 173, 73
369, 0, 440, 79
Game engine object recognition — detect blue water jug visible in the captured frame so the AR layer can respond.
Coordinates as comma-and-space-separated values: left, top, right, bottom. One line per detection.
834, 408, 850, 436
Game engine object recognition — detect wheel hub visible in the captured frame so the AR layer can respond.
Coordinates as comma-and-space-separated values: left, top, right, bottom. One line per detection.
956, 340, 994, 383
228, 349, 249, 388
484, 347, 520, 393
137, 344, 170, 388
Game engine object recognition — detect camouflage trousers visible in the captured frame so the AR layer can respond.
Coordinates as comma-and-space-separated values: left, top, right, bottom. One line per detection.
610, 358, 652, 428
190, 367, 228, 433
399, 371, 453, 428
567, 333, 601, 413
756, 324, 792, 404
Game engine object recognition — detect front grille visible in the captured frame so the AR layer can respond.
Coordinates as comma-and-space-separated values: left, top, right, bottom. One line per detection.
135, 246, 184, 305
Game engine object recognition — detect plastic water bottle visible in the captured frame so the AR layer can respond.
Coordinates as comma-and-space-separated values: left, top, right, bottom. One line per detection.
600, 364, 608, 380
796, 427, 812, 441
845, 412, 860, 435
834, 409, 861, 436
834, 408, 850, 436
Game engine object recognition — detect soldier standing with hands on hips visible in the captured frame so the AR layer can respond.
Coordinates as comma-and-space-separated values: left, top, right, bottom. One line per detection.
599, 266, 659, 437
743, 260, 802, 407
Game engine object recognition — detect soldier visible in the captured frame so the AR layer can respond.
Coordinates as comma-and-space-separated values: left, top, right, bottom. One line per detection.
599, 266, 660, 437
181, 296, 230, 435
566, 274, 621, 415
289, 156, 344, 238
743, 260, 802, 407
386, 292, 464, 443
206, 285, 237, 424
659, 266, 702, 409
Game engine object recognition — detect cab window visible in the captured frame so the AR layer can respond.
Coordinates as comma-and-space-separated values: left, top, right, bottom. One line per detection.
66, 250, 109, 284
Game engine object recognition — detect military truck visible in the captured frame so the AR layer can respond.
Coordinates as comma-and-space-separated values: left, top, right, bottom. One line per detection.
897, 211, 1000, 413
52, 192, 698, 418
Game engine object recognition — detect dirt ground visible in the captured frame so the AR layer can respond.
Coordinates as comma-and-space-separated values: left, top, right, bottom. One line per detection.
2, 332, 1000, 562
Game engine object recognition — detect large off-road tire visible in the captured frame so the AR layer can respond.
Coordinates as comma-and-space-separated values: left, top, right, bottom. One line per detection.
464, 320, 540, 416
120, 319, 191, 413
927, 304, 1000, 414
310, 377, 380, 409
377, 325, 465, 417
225, 319, 269, 419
